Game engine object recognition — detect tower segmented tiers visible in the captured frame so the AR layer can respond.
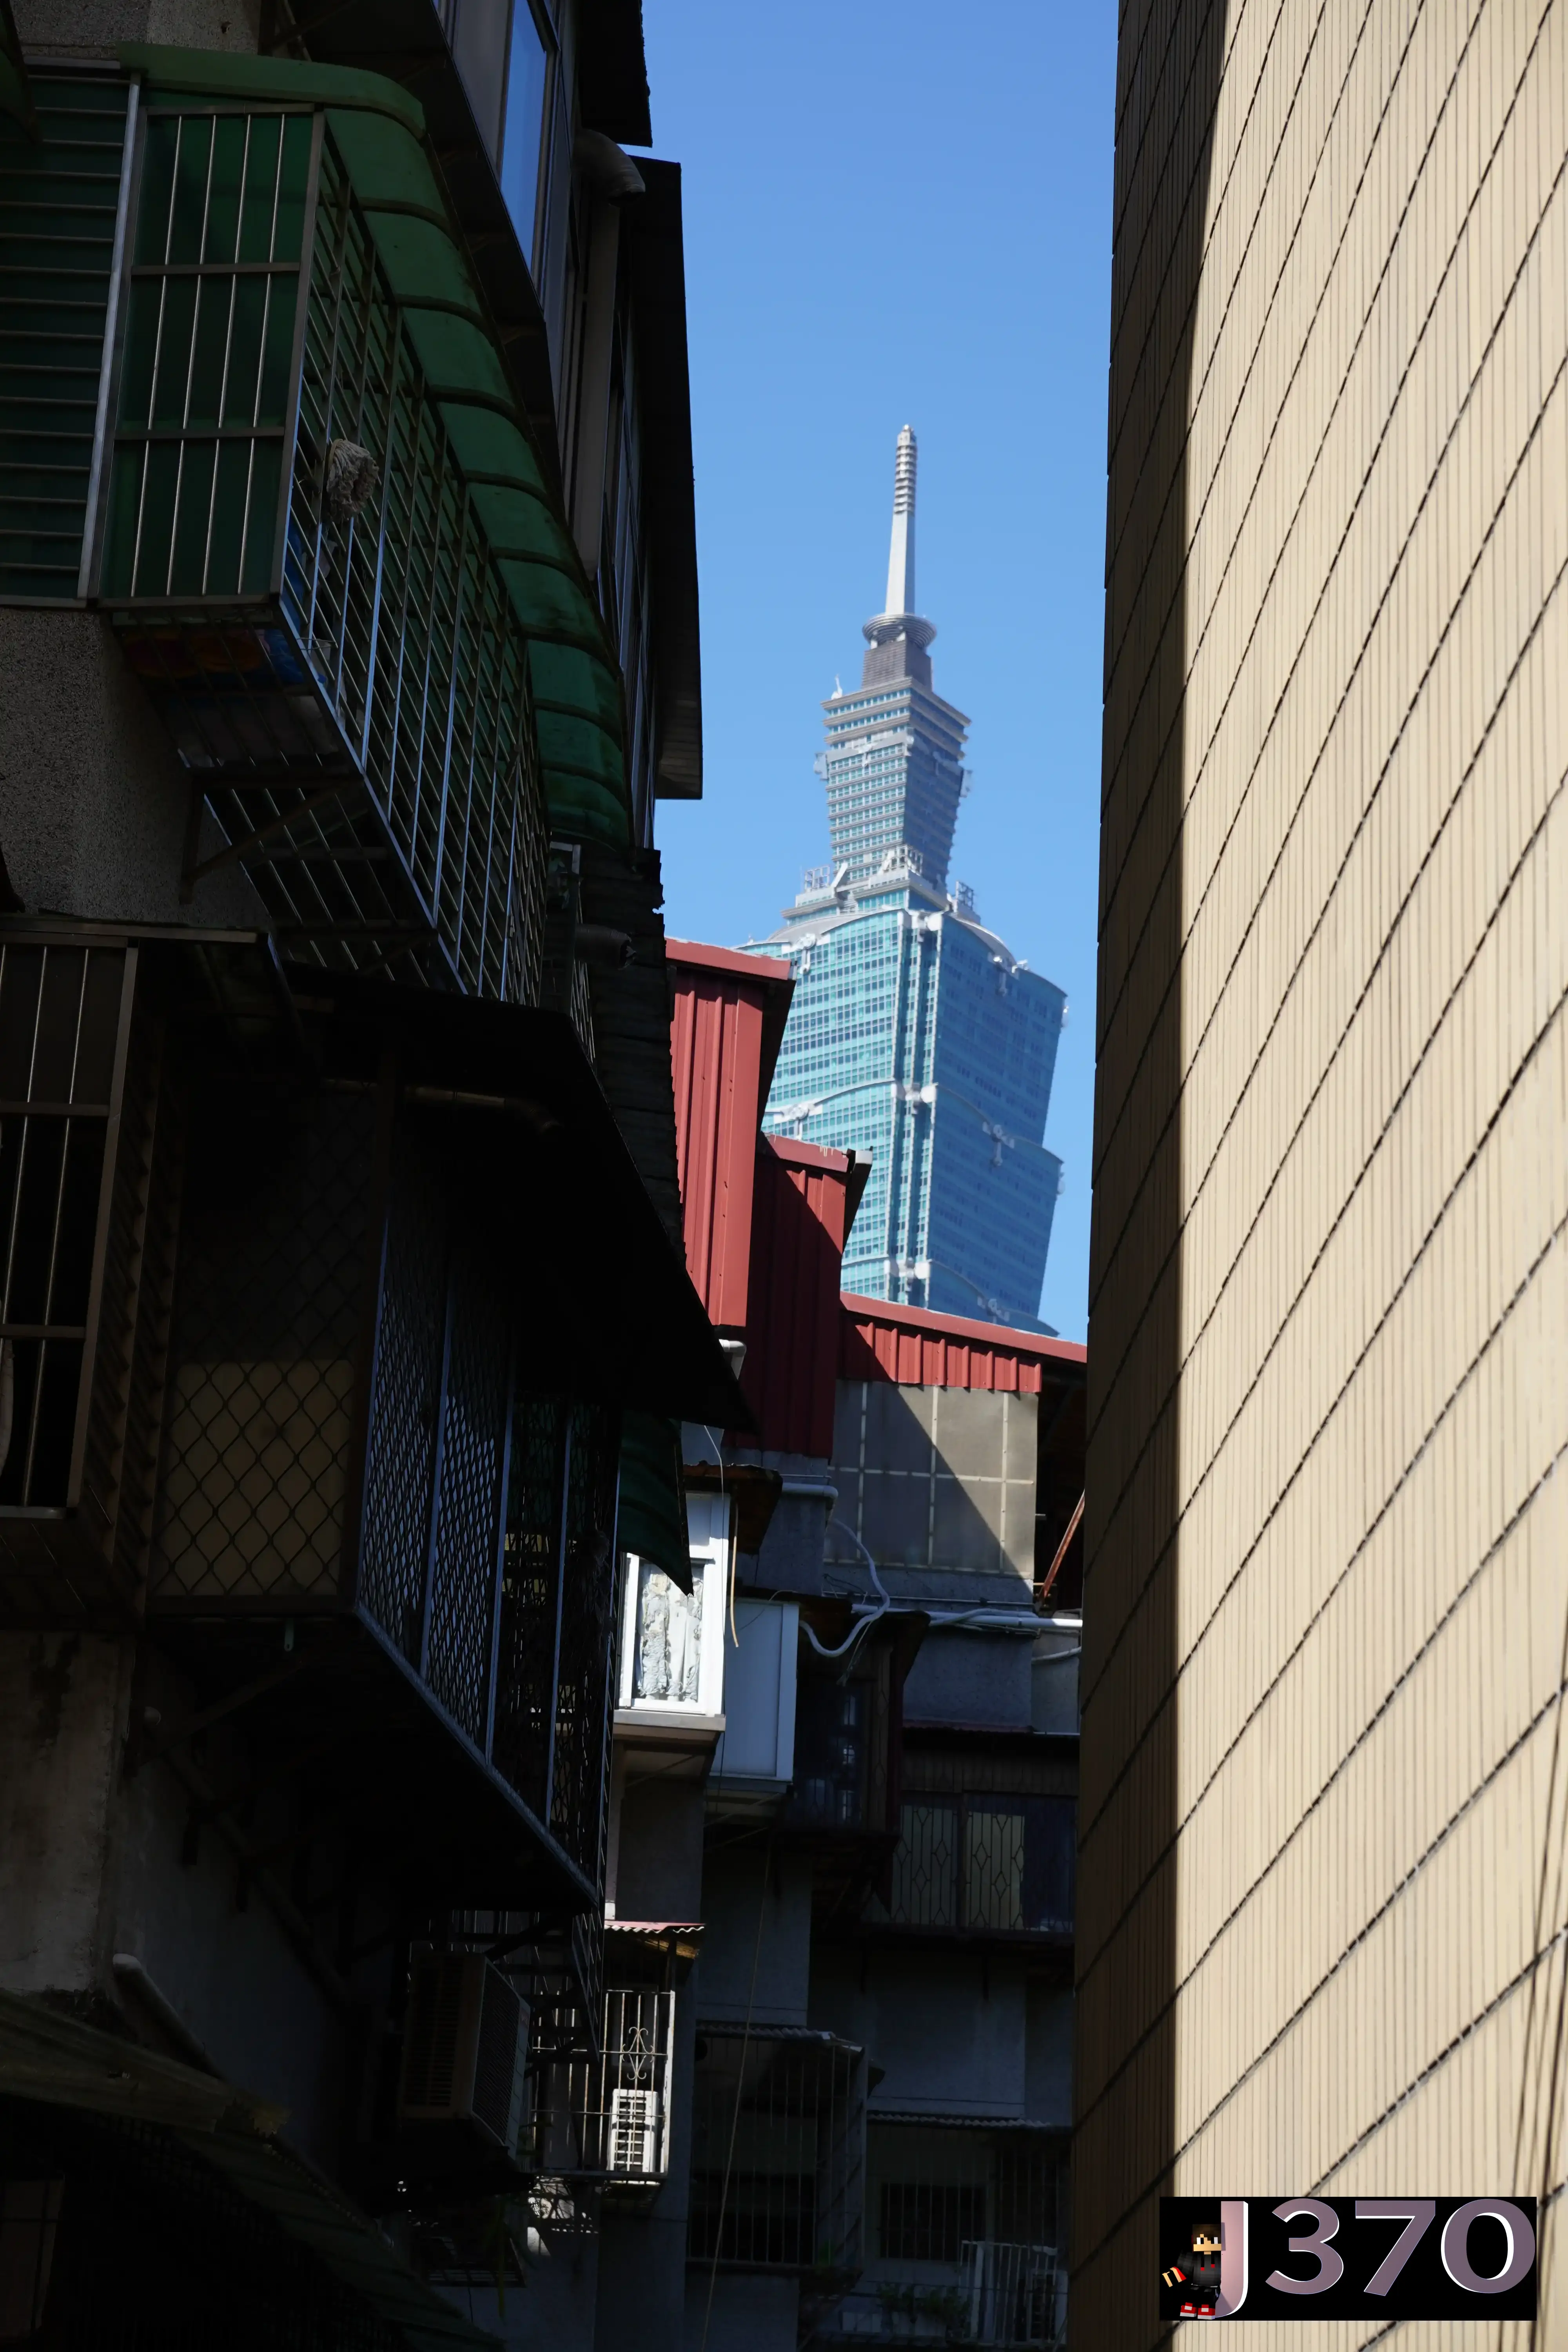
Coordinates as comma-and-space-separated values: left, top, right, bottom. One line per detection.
745, 428, 1066, 1330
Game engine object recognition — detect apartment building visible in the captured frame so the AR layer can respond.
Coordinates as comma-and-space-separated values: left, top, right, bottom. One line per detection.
0, 3, 726, 2343
1080, 1, 1568, 2342
586, 940, 1087, 2352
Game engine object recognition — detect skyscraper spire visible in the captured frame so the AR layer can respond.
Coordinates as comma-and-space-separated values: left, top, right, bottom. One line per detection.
864, 424, 936, 666
885, 424, 917, 617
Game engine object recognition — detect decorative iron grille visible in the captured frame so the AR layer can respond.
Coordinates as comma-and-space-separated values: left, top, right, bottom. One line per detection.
96, 100, 549, 1003
865, 1799, 1074, 1939
0, 938, 133, 1514
688, 2027, 866, 2276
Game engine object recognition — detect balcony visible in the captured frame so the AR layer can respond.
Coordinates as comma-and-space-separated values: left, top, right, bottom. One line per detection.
3, 56, 634, 991
0, 918, 742, 1928
824, 2122, 1066, 2351
688, 2025, 867, 2281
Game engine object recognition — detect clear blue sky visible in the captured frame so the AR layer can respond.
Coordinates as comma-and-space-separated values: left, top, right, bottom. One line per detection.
641, 2, 1116, 1342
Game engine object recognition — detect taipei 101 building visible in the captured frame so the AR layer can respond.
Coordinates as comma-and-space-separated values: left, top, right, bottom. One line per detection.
748, 428, 1066, 1330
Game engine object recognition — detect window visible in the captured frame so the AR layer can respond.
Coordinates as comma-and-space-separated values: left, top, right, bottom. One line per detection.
499, 0, 551, 272
615, 1490, 728, 1717
880, 2180, 986, 2263
882, 1798, 1075, 1936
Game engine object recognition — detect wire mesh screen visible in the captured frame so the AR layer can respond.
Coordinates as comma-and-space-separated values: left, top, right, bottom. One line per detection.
102, 105, 550, 1006
358, 1124, 447, 1659
151, 1082, 372, 1601
689, 2029, 866, 2275
100, 105, 312, 600
0, 940, 130, 1512
423, 1230, 511, 1745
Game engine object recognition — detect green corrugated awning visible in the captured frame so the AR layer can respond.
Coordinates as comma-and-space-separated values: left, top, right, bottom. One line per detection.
0, 1990, 498, 2352
116, 43, 631, 851
618, 1411, 692, 1593
0, 0, 36, 138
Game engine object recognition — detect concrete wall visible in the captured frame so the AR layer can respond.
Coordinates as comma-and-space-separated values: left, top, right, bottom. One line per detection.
1082, 0, 1568, 2341
14, 0, 259, 55
811, 1945, 1029, 2121
0, 612, 262, 931
683, 2269, 795, 2352
0, 1630, 355, 2169
695, 1848, 813, 2029
902, 1628, 1033, 1732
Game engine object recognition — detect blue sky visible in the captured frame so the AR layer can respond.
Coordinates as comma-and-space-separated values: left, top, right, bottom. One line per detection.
641, 2, 1116, 1342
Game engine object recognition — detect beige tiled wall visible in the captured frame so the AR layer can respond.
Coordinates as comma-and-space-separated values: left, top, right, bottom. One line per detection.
1078, 0, 1568, 2342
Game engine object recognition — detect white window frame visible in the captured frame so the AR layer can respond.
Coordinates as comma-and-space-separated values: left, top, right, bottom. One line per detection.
616, 1491, 731, 1720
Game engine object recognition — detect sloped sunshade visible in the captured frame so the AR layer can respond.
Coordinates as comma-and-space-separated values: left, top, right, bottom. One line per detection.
118, 43, 631, 850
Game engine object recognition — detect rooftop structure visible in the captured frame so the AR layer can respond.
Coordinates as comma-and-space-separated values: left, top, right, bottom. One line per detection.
748, 432, 1066, 1329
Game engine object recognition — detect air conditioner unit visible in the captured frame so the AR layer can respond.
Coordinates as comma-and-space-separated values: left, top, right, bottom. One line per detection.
397, 1955, 531, 2156
607, 2086, 662, 2177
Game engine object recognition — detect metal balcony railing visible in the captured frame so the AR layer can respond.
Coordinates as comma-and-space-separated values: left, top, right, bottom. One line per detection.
526, 1985, 676, 2189
825, 2124, 1066, 2350
688, 2026, 866, 2278
93, 95, 550, 999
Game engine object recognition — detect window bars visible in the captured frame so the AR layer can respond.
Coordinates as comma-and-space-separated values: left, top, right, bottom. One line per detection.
146, 1055, 621, 1870
524, 1985, 675, 2185
688, 2027, 866, 2277
866, 1798, 1075, 1939
96, 102, 549, 1003
0, 938, 133, 1514
826, 2124, 1065, 2349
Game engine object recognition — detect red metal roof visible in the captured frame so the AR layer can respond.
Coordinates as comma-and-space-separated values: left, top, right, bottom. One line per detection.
740, 1139, 857, 1456
667, 942, 793, 1330
838, 1293, 1087, 1392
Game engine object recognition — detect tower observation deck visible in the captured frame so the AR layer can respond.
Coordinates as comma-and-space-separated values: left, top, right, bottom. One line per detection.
744, 430, 1067, 1331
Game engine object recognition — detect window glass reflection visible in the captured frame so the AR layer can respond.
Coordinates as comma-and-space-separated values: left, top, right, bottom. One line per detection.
501, 1, 550, 271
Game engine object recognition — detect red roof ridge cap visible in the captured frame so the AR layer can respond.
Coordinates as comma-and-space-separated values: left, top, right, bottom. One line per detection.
839, 1290, 1087, 1365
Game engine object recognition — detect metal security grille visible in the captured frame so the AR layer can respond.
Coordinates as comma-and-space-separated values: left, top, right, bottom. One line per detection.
688, 2028, 866, 2276
826, 2123, 1065, 2349
549, 1402, 618, 1877
871, 1799, 1074, 1939
99, 104, 314, 601
490, 1393, 568, 1820
358, 1125, 448, 1656
0, 75, 132, 599
98, 102, 550, 1005
0, 939, 132, 1512
151, 1083, 372, 1601
422, 1235, 511, 1746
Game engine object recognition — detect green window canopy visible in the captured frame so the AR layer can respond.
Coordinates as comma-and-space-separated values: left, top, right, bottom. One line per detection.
116, 43, 632, 852
617, 1412, 692, 1595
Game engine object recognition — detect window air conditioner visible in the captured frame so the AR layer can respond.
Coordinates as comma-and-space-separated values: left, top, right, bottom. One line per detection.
397, 1955, 531, 2156
607, 2086, 662, 2177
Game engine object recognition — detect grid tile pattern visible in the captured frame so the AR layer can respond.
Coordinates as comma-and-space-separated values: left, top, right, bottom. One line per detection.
1081, 0, 1568, 2340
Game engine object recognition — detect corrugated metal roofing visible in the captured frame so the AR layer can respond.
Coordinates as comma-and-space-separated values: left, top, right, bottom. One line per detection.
742, 1139, 856, 1457
838, 1293, 1087, 1393
668, 939, 793, 1330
